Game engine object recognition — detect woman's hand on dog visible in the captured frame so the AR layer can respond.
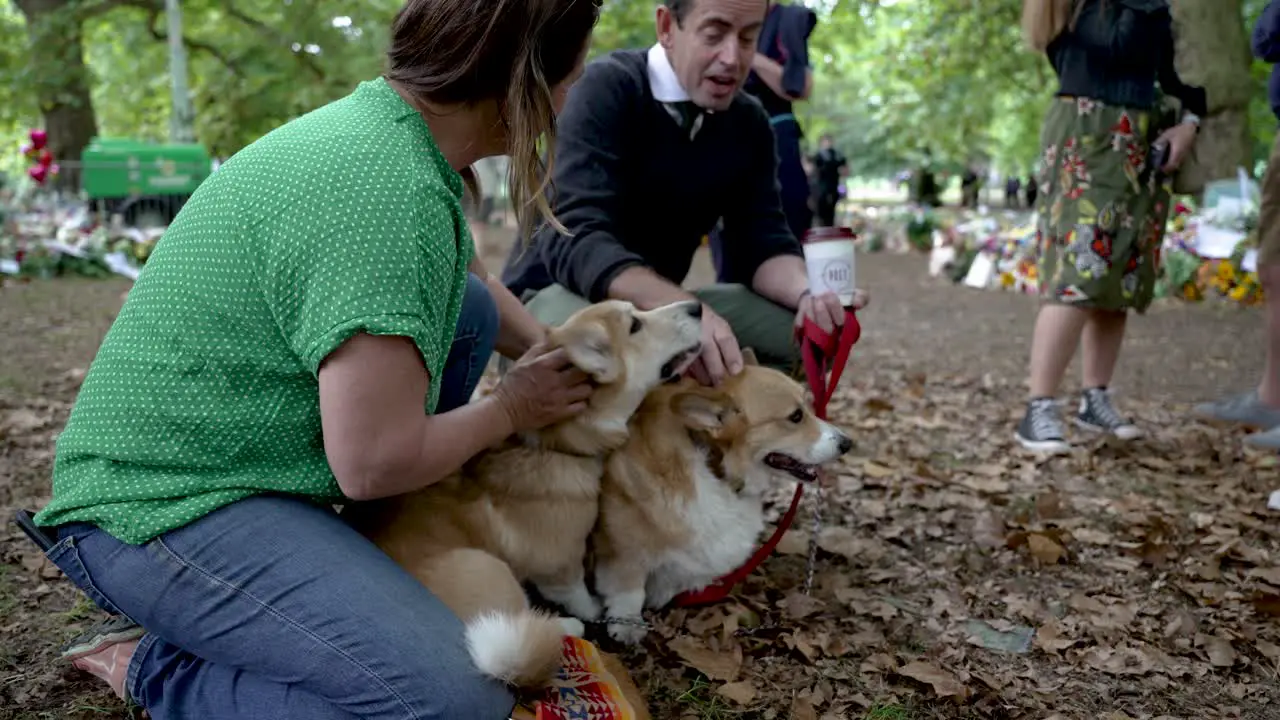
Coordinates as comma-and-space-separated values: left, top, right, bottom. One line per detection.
493, 342, 595, 432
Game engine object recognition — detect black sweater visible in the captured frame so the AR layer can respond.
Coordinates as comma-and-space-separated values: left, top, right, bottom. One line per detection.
1049, 0, 1207, 117
501, 50, 801, 302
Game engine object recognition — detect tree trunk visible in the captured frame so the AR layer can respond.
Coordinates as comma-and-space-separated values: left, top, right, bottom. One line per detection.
1169, 0, 1254, 190
14, 0, 99, 180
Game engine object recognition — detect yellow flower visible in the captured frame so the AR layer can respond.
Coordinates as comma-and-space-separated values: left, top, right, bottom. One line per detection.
1183, 283, 1203, 301
1230, 285, 1249, 302
1000, 271, 1016, 288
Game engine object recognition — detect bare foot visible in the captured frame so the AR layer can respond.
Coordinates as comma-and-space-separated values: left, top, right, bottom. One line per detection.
70, 638, 138, 701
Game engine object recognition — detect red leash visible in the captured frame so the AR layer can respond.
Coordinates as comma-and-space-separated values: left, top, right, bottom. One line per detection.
673, 308, 861, 607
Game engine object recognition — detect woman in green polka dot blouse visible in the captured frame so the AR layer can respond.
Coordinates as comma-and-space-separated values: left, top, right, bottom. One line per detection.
29, 0, 602, 717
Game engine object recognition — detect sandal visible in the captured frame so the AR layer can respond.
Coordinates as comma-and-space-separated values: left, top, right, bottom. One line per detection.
61, 615, 145, 660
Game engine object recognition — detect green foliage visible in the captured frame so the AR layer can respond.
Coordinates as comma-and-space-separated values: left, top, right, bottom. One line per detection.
0, 0, 1269, 183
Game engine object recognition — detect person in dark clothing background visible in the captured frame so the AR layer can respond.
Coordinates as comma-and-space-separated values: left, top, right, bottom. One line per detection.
811, 133, 847, 227
1024, 171, 1038, 207
707, 1, 817, 282
1194, 0, 1280, 451
1005, 175, 1023, 208
960, 166, 981, 208
502, 0, 864, 386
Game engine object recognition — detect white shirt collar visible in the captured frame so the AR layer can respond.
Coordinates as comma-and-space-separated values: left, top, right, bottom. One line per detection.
646, 44, 690, 103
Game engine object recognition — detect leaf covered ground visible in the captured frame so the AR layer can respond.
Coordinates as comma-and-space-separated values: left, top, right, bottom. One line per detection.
1, 239, 1277, 719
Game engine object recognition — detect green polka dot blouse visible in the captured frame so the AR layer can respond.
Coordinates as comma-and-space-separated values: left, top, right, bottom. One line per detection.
35, 77, 473, 544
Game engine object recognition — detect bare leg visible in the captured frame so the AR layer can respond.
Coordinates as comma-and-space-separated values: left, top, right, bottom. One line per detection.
1259, 264, 1280, 407
1028, 304, 1089, 398
1080, 309, 1127, 389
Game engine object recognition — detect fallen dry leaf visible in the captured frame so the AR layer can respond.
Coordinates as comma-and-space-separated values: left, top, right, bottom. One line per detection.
1248, 567, 1280, 586
717, 680, 757, 706
783, 592, 825, 620
1034, 620, 1076, 653
667, 636, 741, 682
961, 475, 1011, 494
789, 695, 817, 720
862, 460, 896, 479
1027, 533, 1066, 564
776, 530, 809, 556
1072, 527, 1114, 545
1196, 634, 1238, 668
897, 661, 970, 700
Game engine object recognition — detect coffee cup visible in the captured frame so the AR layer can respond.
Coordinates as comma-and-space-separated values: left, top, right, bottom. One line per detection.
802, 226, 857, 306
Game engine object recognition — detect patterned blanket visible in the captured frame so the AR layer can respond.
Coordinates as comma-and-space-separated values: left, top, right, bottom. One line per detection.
534, 637, 639, 720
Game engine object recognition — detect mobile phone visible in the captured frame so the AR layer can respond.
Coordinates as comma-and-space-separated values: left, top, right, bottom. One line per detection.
1151, 142, 1172, 178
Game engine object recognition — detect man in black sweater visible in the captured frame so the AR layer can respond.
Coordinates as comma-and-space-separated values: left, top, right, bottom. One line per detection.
503, 0, 854, 384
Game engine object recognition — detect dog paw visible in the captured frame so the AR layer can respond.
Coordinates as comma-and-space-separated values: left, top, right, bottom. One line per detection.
607, 619, 647, 645
559, 617, 586, 638
568, 596, 602, 622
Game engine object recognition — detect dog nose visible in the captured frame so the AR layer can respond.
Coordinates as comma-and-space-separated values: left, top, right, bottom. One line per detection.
837, 434, 853, 454
686, 302, 703, 319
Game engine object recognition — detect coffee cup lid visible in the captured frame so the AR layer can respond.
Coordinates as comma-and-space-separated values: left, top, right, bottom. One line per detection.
804, 226, 856, 243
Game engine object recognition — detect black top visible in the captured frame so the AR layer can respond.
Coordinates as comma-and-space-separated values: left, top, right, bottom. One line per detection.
1254, 0, 1280, 122
1048, 0, 1206, 117
502, 50, 801, 302
811, 148, 846, 192
742, 4, 817, 119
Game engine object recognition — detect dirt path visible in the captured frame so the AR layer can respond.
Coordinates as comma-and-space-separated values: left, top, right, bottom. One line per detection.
2, 234, 1278, 719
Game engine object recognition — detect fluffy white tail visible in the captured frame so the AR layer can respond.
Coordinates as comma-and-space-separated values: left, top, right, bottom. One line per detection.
464, 610, 574, 688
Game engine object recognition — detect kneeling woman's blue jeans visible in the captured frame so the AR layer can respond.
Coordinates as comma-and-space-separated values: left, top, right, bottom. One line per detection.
46, 274, 512, 719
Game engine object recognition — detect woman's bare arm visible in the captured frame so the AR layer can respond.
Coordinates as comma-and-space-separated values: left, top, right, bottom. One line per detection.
318, 333, 513, 500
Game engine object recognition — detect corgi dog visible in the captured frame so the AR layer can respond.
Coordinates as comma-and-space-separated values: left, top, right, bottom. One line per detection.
592, 352, 853, 643
348, 299, 702, 685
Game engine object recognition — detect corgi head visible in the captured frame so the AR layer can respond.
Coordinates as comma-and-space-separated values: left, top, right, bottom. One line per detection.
550, 299, 703, 388
543, 299, 703, 451
669, 352, 853, 494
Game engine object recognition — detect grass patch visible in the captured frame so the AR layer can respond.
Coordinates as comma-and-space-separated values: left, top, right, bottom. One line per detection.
864, 704, 915, 720
677, 676, 741, 720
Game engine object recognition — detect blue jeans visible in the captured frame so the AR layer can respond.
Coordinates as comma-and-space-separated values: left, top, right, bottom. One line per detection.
46, 273, 509, 719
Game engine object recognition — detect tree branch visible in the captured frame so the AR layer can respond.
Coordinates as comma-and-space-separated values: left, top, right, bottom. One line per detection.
139, 4, 243, 77
222, 1, 327, 81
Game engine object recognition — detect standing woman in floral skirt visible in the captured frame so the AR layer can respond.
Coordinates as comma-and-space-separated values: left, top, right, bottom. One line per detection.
1015, 0, 1206, 453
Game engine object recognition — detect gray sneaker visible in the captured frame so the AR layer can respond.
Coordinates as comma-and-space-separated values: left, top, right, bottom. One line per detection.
1245, 425, 1280, 451
1075, 387, 1142, 440
1193, 391, 1280, 430
1016, 398, 1071, 454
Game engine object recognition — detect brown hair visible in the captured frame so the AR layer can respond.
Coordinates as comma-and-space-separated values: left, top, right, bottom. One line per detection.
1021, 0, 1090, 52
386, 0, 600, 235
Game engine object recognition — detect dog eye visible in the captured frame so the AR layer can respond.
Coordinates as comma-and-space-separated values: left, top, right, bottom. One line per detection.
630, 317, 643, 334
788, 408, 804, 424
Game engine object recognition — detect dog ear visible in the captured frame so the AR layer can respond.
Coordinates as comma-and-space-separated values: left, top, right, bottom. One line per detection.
671, 389, 737, 431
740, 347, 759, 367
557, 322, 621, 383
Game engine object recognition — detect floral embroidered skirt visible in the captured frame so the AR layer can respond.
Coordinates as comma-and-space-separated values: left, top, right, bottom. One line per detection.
1034, 97, 1172, 313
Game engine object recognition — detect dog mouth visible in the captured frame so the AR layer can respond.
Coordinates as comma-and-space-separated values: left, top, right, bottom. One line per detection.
764, 453, 820, 482
660, 344, 702, 382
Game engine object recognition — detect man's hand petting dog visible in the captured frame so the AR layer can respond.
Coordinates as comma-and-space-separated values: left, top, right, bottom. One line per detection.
492, 343, 594, 433
794, 289, 869, 333
687, 305, 743, 387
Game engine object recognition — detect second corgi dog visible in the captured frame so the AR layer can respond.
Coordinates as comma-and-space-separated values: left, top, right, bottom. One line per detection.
592, 351, 853, 643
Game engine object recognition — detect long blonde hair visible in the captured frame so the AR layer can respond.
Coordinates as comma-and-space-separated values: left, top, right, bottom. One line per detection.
1021, 0, 1088, 52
